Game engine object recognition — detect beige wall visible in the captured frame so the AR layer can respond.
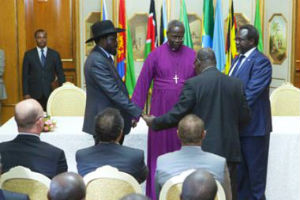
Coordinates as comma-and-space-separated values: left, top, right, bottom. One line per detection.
78, 0, 295, 90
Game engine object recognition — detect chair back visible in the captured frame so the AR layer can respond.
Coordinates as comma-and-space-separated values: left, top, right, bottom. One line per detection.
47, 82, 86, 116
83, 165, 142, 200
270, 82, 300, 116
0, 166, 50, 200
159, 169, 226, 200
159, 169, 195, 200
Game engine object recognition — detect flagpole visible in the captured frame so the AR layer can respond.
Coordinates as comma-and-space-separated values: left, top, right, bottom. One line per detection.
100, 0, 103, 20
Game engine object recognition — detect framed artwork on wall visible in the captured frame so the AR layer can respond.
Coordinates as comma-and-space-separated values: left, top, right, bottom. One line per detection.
128, 13, 148, 61
188, 13, 202, 52
268, 13, 287, 64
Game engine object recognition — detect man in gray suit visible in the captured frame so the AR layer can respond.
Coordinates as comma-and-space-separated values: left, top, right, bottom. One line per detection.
155, 114, 231, 200
83, 20, 142, 143
0, 49, 7, 123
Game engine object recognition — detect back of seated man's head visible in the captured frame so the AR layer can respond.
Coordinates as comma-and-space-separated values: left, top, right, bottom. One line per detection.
14, 99, 44, 134
48, 172, 86, 200
181, 169, 217, 200
178, 114, 205, 145
120, 193, 151, 200
94, 108, 124, 144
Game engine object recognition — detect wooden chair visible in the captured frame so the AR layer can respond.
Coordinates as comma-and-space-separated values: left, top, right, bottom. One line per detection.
270, 82, 300, 116
159, 169, 226, 200
83, 165, 142, 200
47, 82, 86, 116
0, 166, 51, 200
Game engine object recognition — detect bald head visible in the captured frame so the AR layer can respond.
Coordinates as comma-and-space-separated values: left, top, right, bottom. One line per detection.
194, 48, 216, 74
167, 20, 185, 33
14, 99, 44, 132
178, 114, 205, 145
120, 194, 151, 200
181, 169, 217, 200
48, 172, 86, 200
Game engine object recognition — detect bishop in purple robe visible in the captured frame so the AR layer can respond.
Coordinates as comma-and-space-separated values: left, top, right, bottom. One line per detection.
132, 20, 195, 200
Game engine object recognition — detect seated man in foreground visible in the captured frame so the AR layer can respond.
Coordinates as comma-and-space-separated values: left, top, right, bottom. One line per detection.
155, 114, 231, 200
76, 108, 148, 183
181, 169, 218, 200
48, 172, 86, 200
0, 99, 68, 178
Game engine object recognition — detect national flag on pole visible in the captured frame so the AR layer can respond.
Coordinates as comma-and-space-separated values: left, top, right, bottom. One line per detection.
212, 0, 226, 72
224, 0, 238, 74
254, 0, 264, 52
100, 0, 107, 20
117, 0, 126, 80
144, 0, 158, 59
125, 23, 136, 96
160, 0, 168, 45
202, 0, 214, 48
180, 0, 193, 48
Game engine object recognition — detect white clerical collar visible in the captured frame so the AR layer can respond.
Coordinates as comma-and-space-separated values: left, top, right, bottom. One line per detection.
18, 132, 40, 138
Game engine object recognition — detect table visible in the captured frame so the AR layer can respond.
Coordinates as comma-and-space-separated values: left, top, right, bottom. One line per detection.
265, 116, 300, 200
0, 117, 148, 173
1, 116, 299, 200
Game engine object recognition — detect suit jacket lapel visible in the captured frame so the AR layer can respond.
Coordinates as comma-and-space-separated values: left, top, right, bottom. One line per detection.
236, 49, 257, 77
93, 46, 127, 92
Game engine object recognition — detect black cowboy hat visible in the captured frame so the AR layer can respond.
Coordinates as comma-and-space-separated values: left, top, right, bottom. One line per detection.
85, 20, 125, 43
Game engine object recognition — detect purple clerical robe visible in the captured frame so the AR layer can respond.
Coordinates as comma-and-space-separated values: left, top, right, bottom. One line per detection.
132, 43, 195, 200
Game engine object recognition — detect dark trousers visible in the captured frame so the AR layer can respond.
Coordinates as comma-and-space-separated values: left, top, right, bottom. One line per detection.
36, 95, 48, 111
238, 135, 270, 200
227, 161, 238, 200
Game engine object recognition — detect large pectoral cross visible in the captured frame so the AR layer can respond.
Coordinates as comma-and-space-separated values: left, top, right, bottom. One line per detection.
173, 74, 179, 84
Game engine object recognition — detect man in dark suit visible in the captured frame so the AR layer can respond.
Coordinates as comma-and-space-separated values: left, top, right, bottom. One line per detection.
83, 20, 142, 142
229, 24, 272, 200
0, 160, 29, 200
76, 108, 148, 183
0, 99, 68, 179
143, 48, 250, 200
22, 29, 65, 110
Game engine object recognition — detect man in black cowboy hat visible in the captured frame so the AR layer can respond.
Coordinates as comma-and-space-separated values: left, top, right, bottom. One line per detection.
83, 20, 142, 144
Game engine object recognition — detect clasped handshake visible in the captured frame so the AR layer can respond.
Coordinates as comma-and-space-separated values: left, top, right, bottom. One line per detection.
131, 114, 155, 128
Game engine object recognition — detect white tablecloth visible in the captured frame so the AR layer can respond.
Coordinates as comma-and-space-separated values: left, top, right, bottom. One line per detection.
0, 117, 148, 172
0, 116, 299, 200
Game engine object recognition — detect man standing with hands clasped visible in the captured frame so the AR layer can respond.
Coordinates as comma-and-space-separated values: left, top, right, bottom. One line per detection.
22, 29, 65, 110
229, 24, 272, 200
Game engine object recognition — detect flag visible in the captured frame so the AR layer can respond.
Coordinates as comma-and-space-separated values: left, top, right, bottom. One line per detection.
160, 0, 168, 45
125, 24, 136, 96
144, 0, 158, 59
212, 0, 226, 72
202, 0, 214, 48
180, 0, 193, 48
100, 0, 107, 20
117, 0, 126, 80
254, 0, 264, 52
224, 0, 238, 74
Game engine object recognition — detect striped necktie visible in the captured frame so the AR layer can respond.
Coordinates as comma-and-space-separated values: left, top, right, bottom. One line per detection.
41, 48, 46, 67
231, 55, 245, 76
